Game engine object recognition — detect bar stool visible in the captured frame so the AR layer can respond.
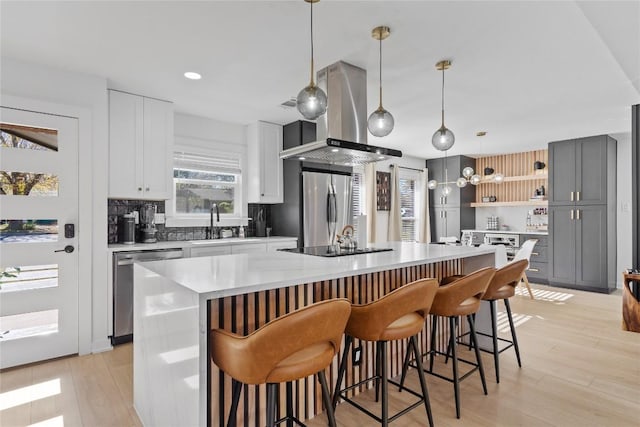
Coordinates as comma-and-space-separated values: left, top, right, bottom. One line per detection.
333, 278, 439, 427
400, 267, 495, 419
210, 299, 351, 427
478, 259, 529, 383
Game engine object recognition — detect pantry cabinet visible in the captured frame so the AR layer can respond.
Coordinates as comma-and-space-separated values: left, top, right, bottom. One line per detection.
108, 90, 173, 200
247, 121, 283, 203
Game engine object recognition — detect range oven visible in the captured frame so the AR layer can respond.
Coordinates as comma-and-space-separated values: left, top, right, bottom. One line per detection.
484, 233, 520, 260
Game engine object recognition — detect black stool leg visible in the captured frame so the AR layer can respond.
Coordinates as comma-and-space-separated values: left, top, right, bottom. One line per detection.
399, 337, 412, 391
286, 382, 293, 427
489, 299, 500, 383
411, 335, 434, 427
266, 383, 278, 427
318, 370, 337, 427
449, 316, 461, 418
429, 316, 438, 372
375, 341, 382, 403
380, 341, 389, 427
504, 298, 522, 367
444, 316, 459, 364
227, 379, 242, 427
332, 335, 352, 409
468, 314, 488, 395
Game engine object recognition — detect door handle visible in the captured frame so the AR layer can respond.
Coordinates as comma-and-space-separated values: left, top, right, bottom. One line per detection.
570, 191, 574, 201
570, 209, 574, 220
55, 245, 75, 253
576, 191, 580, 201
576, 209, 580, 220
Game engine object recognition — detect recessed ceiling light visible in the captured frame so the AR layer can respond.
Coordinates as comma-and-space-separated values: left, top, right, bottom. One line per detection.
184, 72, 202, 80
378, 156, 385, 160
476, 131, 487, 137
331, 148, 340, 153
298, 157, 306, 161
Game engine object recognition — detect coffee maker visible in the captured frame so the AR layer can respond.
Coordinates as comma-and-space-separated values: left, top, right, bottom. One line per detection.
139, 204, 157, 243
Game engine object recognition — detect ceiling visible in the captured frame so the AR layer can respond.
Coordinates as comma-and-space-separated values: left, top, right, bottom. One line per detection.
1, 1, 638, 159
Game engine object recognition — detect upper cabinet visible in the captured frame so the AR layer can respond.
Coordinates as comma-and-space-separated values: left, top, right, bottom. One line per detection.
549, 136, 615, 206
247, 121, 283, 204
108, 90, 173, 200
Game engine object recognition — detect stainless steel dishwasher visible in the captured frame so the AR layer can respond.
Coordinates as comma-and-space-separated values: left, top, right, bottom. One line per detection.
112, 248, 184, 345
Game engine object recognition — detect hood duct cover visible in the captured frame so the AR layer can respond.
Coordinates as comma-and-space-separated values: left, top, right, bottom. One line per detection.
280, 61, 402, 165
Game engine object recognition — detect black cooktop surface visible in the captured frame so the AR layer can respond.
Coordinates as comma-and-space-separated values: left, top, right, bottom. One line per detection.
281, 245, 393, 258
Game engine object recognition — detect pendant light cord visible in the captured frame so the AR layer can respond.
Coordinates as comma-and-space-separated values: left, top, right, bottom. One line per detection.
441, 66, 445, 127
379, 34, 383, 110
309, 1, 315, 86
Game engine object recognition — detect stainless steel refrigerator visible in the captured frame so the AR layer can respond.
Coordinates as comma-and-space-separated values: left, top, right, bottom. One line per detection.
302, 171, 352, 247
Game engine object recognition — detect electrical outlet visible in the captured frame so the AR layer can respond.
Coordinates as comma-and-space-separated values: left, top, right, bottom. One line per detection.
352, 346, 362, 365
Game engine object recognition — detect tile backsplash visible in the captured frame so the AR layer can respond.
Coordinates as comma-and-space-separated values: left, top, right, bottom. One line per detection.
108, 200, 273, 243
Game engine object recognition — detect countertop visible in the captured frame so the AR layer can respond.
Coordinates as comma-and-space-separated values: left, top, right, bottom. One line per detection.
462, 229, 548, 236
108, 236, 298, 252
136, 242, 495, 300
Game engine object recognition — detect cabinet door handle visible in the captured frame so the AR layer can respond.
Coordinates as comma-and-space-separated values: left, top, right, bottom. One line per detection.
532, 252, 539, 256
528, 268, 540, 272
570, 191, 574, 201
576, 209, 580, 220
570, 209, 574, 220
138, 187, 142, 191
576, 191, 580, 201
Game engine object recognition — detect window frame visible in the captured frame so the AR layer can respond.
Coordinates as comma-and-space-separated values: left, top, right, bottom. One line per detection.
398, 168, 421, 242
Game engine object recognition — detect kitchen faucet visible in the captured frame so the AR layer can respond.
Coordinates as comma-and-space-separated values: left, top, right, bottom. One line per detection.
209, 203, 220, 239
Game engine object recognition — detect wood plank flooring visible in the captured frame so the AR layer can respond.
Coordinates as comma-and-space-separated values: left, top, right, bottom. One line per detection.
1, 283, 639, 427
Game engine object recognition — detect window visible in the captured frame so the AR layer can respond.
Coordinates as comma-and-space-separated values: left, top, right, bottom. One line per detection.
172, 150, 242, 219
399, 170, 421, 242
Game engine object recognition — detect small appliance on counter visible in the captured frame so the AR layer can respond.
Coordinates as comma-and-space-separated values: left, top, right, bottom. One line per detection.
139, 204, 157, 243
486, 215, 499, 231
118, 214, 136, 244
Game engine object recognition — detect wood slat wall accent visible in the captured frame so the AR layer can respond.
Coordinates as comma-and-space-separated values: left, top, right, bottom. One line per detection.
475, 149, 548, 203
208, 259, 464, 426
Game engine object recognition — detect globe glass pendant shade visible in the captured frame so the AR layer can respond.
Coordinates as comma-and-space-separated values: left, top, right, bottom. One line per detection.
442, 185, 452, 196
456, 177, 467, 188
368, 108, 394, 137
432, 126, 455, 151
494, 173, 505, 184
462, 167, 474, 178
470, 174, 482, 185
296, 84, 327, 120
428, 180, 438, 190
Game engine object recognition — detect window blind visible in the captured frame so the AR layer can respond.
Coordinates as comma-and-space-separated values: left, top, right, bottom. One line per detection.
400, 177, 417, 242
173, 151, 241, 174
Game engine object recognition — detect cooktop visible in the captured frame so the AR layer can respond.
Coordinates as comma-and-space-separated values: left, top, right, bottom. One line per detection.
280, 245, 393, 258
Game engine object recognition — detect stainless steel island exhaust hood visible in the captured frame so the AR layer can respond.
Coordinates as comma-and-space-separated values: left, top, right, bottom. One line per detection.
280, 61, 402, 165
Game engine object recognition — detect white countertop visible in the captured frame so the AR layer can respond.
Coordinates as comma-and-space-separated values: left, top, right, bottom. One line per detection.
108, 236, 297, 252
462, 229, 548, 236
136, 242, 495, 300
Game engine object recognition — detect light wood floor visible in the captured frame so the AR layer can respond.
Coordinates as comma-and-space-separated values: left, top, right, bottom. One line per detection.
1, 284, 639, 427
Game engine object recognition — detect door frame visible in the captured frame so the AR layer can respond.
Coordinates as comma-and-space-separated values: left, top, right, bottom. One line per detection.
1, 94, 93, 356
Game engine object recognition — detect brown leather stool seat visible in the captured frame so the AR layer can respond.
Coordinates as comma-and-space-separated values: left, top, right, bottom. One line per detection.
479, 259, 529, 383
400, 267, 496, 419
333, 278, 439, 427
211, 299, 351, 427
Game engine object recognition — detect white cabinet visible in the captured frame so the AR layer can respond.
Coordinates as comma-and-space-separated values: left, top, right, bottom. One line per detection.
247, 121, 283, 203
266, 239, 297, 252
190, 245, 232, 258
109, 90, 173, 200
231, 243, 267, 254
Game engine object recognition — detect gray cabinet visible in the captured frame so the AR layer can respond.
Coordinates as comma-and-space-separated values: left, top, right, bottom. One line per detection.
549, 135, 615, 206
520, 234, 548, 284
426, 155, 475, 241
548, 135, 616, 293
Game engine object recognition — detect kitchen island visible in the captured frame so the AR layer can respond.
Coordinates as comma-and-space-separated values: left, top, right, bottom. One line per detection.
133, 242, 495, 427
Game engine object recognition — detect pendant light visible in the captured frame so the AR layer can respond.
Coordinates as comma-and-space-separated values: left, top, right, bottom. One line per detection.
367, 26, 394, 137
296, 0, 327, 120
431, 60, 455, 151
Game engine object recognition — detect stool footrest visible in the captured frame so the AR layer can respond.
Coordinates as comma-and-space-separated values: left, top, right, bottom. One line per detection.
273, 415, 307, 427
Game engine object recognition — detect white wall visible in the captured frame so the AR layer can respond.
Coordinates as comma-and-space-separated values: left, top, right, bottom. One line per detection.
615, 133, 633, 288
1, 57, 110, 352
371, 155, 426, 242
474, 206, 536, 232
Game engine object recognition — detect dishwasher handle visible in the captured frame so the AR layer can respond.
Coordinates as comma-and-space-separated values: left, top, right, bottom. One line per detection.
115, 249, 184, 266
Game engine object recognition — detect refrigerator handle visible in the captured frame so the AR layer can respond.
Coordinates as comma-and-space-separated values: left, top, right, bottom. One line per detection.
327, 184, 338, 245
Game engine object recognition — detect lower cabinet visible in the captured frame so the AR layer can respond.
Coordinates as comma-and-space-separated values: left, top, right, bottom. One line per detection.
266, 240, 298, 252
190, 245, 232, 258
520, 234, 548, 284
549, 205, 613, 292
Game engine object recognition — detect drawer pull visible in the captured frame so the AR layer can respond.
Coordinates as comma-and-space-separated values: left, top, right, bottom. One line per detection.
528, 268, 540, 272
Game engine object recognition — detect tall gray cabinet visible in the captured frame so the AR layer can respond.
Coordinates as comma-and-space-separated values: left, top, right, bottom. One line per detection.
426, 155, 476, 242
548, 135, 616, 293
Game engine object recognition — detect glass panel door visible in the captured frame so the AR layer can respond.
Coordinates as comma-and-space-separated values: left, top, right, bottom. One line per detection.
0, 107, 79, 368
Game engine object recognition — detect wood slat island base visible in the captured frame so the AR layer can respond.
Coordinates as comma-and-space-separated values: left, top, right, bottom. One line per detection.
133, 243, 494, 427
